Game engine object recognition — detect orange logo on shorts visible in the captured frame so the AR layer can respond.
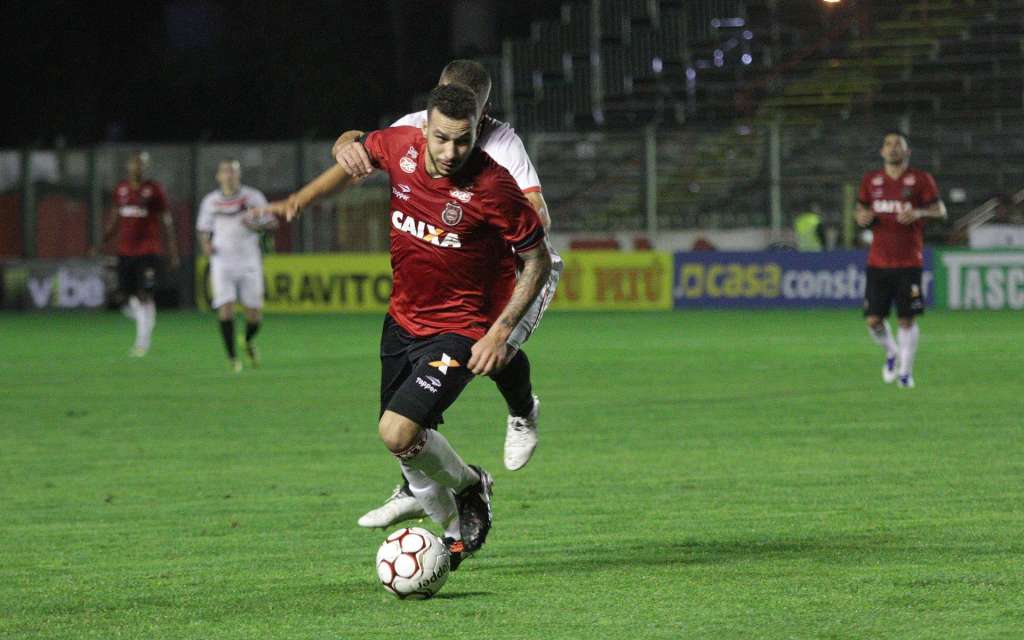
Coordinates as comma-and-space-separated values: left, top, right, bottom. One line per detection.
428, 353, 461, 375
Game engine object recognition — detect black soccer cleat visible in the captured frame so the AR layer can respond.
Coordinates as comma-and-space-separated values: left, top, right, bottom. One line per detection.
455, 465, 493, 553
443, 537, 466, 571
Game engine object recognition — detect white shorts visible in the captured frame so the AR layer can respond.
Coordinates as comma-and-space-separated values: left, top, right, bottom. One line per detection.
507, 248, 563, 351
210, 260, 264, 310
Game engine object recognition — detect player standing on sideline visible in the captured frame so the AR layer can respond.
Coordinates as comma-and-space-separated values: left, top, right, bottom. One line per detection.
333, 60, 562, 529
196, 160, 276, 372
856, 132, 946, 388
98, 151, 180, 357
256, 84, 552, 568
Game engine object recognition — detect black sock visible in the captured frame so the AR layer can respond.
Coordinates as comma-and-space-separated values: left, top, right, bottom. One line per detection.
220, 319, 236, 359
245, 321, 260, 344
492, 349, 535, 417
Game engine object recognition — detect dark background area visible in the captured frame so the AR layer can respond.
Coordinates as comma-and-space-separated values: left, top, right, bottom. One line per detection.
1, 0, 560, 146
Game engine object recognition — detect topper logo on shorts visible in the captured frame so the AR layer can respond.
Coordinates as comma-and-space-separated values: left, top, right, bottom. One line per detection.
391, 211, 461, 248
428, 353, 460, 375
415, 377, 438, 394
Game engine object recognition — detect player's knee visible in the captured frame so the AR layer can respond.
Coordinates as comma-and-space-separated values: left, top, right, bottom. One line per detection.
217, 305, 233, 320
865, 316, 882, 330
378, 411, 422, 453
898, 317, 915, 329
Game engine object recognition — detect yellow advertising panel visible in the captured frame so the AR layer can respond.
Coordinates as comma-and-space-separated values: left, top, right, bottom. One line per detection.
196, 253, 392, 313
550, 251, 672, 310
197, 250, 671, 313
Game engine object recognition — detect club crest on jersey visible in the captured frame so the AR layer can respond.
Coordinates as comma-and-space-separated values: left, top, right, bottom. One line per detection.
399, 156, 417, 174
872, 175, 884, 186
903, 174, 916, 186
441, 202, 463, 226
392, 211, 462, 248
141, 186, 152, 198
449, 188, 473, 203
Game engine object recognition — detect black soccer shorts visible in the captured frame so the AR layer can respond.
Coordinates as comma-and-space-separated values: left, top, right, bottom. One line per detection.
864, 266, 924, 319
378, 314, 476, 429
117, 254, 161, 296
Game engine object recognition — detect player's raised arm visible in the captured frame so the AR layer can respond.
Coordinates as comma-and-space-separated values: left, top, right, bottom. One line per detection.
254, 164, 353, 222
468, 241, 552, 376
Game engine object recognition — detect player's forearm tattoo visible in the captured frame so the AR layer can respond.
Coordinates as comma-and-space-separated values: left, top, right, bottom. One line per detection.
496, 244, 552, 331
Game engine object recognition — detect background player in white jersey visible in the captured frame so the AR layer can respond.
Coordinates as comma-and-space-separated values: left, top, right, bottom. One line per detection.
196, 160, 277, 372
333, 59, 563, 529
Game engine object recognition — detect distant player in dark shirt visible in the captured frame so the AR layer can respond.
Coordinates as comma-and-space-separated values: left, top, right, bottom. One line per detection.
256, 84, 552, 568
856, 132, 946, 388
98, 151, 180, 357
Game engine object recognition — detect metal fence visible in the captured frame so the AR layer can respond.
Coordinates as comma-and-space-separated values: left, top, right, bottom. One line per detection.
1, 114, 1020, 260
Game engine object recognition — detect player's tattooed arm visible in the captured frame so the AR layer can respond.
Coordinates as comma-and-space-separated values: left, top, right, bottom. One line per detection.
525, 191, 552, 231
333, 129, 374, 178
468, 242, 552, 376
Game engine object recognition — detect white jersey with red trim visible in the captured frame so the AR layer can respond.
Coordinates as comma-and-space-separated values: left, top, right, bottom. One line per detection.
196, 185, 270, 267
390, 111, 542, 194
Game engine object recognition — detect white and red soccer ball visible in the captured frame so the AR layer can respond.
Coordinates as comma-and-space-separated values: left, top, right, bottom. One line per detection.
375, 527, 450, 599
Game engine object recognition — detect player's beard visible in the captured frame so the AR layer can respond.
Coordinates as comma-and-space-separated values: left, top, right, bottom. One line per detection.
428, 148, 465, 177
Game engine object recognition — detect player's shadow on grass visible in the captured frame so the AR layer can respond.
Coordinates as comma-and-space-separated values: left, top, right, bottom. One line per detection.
474, 534, 942, 574
431, 591, 493, 600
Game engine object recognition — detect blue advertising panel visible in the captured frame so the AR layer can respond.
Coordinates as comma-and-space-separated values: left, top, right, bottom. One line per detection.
673, 250, 933, 308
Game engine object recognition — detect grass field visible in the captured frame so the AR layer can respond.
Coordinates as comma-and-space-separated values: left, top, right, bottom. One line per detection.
1, 309, 1022, 639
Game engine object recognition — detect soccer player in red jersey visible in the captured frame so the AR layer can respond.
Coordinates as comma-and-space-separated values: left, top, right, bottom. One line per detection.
256, 84, 552, 568
98, 151, 180, 357
856, 132, 946, 388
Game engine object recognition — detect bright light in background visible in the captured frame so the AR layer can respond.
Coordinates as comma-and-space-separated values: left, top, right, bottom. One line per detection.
741, 53, 753, 65
652, 57, 664, 73
823, 0, 841, 4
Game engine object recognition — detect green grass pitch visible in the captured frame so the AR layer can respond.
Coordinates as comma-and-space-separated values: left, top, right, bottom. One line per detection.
1, 309, 1022, 639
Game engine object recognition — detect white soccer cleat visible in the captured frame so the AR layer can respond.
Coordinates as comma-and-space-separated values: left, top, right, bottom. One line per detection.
504, 395, 540, 471
357, 484, 426, 529
230, 358, 243, 373
882, 354, 898, 384
129, 345, 148, 358
897, 374, 915, 389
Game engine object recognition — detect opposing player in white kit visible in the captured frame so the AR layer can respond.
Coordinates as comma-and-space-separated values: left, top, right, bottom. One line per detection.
196, 160, 277, 372
332, 60, 563, 528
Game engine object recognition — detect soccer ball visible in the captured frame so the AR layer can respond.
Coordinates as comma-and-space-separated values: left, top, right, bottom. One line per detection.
376, 527, 450, 599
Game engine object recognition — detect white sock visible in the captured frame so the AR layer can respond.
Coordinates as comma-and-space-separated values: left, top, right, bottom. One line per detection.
400, 430, 479, 494
135, 300, 156, 349
868, 320, 898, 357
897, 324, 919, 377
401, 465, 461, 540
126, 295, 141, 320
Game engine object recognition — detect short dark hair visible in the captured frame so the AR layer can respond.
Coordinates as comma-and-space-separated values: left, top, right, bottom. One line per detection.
439, 59, 491, 98
884, 130, 910, 145
427, 83, 479, 122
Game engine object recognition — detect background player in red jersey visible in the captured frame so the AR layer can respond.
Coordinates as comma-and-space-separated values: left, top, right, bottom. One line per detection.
256, 84, 552, 567
98, 151, 180, 357
856, 132, 946, 388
